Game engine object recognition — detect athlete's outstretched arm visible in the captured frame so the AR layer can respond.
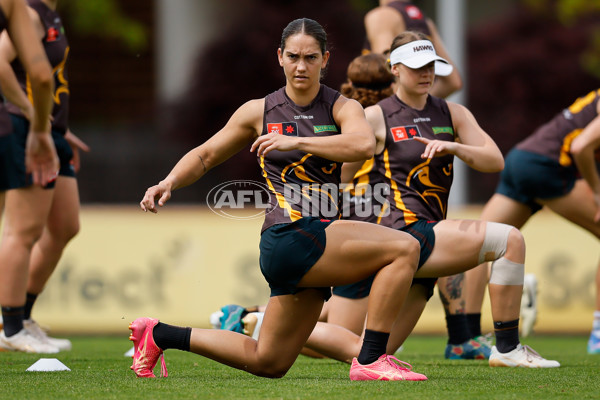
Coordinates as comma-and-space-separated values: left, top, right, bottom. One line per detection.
140, 99, 263, 213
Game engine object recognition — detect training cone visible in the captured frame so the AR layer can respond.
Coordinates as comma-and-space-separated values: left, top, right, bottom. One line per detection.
124, 346, 134, 357
26, 358, 70, 372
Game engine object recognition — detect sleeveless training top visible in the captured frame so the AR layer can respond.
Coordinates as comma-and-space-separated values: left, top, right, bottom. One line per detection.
517, 89, 600, 168
0, 7, 11, 137
363, 1, 431, 53
260, 85, 342, 232
376, 94, 455, 229
6, 0, 69, 133
341, 156, 389, 224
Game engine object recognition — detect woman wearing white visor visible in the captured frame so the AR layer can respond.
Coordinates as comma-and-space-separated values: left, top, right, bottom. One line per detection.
304, 31, 560, 369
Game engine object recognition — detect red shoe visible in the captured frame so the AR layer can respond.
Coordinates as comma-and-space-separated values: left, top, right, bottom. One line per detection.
129, 317, 168, 378
349, 355, 427, 381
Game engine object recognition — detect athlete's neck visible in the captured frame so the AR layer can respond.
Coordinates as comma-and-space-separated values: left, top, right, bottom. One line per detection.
396, 89, 427, 110
284, 84, 320, 107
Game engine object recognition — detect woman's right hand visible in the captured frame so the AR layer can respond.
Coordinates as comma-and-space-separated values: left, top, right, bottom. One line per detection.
140, 181, 172, 213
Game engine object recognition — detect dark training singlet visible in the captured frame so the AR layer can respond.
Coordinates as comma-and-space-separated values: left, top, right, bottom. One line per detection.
350, 0, 434, 222
376, 94, 455, 229
259, 85, 343, 232
517, 89, 600, 169
0, 7, 12, 137
363, 0, 431, 53
6, 0, 69, 133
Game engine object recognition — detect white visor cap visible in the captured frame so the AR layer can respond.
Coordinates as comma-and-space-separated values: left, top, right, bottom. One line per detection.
389, 40, 453, 76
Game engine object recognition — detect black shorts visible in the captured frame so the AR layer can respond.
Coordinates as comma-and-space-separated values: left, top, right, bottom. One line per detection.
0, 134, 16, 190
259, 217, 334, 299
8, 115, 75, 190
332, 219, 438, 300
496, 148, 577, 214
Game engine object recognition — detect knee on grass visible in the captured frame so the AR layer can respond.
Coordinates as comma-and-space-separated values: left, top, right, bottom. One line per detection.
253, 359, 294, 379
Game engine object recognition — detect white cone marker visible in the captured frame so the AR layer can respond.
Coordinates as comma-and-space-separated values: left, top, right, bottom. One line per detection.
26, 358, 70, 372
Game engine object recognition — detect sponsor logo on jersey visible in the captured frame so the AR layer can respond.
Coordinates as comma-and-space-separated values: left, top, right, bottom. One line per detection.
562, 109, 573, 120
391, 125, 421, 142
313, 125, 338, 133
46, 27, 59, 42
432, 126, 454, 135
267, 122, 298, 136
406, 5, 423, 19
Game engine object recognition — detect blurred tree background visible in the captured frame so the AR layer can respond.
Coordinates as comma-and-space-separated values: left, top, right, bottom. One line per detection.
56, 0, 600, 205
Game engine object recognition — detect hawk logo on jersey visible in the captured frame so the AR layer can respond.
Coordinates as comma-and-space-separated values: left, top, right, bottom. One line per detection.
406, 5, 423, 20
408, 160, 451, 216
268, 122, 298, 136
391, 125, 421, 142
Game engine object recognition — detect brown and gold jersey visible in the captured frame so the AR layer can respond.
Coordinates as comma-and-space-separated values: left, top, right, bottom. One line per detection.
6, 0, 69, 132
375, 94, 455, 229
517, 89, 600, 168
259, 85, 343, 232
0, 7, 10, 137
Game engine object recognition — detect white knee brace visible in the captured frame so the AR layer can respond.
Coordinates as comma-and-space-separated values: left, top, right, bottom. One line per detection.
480, 222, 524, 286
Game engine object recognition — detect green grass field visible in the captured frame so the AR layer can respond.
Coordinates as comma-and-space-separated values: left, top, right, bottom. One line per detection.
0, 335, 598, 399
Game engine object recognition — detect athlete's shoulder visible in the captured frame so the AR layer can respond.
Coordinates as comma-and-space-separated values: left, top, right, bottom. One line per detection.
364, 4, 403, 26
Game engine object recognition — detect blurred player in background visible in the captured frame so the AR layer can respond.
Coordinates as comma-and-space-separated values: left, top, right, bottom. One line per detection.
363, 0, 462, 98
0, 0, 56, 353
0, 0, 88, 353
464, 89, 600, 354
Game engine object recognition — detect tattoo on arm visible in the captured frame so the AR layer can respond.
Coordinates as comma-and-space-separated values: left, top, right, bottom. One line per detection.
198, 155, 207, 173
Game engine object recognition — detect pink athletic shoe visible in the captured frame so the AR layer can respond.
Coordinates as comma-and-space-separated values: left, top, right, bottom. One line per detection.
129, 317, 168, 378
349, 355, 427, 381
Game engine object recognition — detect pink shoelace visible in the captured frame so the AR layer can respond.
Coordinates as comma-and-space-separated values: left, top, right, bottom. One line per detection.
383, 355, 414, 371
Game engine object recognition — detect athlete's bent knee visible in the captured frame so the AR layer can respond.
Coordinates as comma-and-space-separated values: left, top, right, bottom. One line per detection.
505, 227, 525, 259
478, 222, 512, 263
254, 362, 292, 379
480, 222, 525, 285
400, 236, 420, 268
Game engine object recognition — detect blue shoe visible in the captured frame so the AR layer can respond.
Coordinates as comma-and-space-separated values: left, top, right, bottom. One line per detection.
588, 331, 600, 354
219, 305, 247, 333
445, 339, 491, 360
472, 333, 494, 348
